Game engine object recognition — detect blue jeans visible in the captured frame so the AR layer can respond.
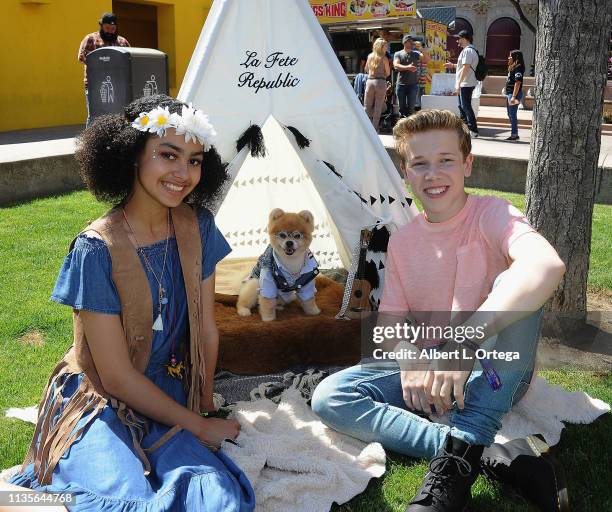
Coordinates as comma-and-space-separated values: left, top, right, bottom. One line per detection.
396, 83, 419, 117
312, 274, 542, 459
458, 86, 478, 133
506, 91, 523, 136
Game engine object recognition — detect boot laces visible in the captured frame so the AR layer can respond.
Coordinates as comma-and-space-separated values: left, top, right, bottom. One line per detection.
421, 453, 473, 501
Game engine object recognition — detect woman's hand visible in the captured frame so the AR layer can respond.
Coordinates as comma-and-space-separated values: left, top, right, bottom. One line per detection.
196, 417, 241, 449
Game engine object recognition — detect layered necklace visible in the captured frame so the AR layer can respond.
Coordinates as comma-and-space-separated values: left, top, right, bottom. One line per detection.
122, 208, 171, 332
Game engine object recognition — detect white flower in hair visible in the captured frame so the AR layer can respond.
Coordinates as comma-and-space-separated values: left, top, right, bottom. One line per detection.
173, 104, 217, 150
131, 112, 152, 131
147, 106, 173, 136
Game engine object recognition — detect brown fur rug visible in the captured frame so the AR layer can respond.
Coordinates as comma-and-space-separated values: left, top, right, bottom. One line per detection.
215, 276, 361, 374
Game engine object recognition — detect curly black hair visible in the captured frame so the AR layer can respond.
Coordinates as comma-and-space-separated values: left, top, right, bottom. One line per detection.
75, 94, 228, 208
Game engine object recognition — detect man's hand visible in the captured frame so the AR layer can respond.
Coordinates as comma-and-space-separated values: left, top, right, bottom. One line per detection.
406, 64, 417, 72
444, 61, 455, 70
400, 370, 432, 414
424, 370, 471, 414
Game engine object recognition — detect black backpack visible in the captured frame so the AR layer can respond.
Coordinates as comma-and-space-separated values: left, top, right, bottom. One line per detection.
473, 50, 488, 81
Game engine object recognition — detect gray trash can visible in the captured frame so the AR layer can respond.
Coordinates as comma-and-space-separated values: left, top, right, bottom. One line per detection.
86, 47, 168, 120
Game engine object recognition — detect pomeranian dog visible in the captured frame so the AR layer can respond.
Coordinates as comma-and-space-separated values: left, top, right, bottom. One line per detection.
236, 208, 321, 321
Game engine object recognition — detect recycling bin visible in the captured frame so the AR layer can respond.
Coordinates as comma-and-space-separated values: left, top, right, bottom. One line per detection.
86, 47, 168, 119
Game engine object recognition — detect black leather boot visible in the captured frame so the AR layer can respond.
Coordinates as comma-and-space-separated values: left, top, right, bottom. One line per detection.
481, 435, 569, 512
406, 436, 484, 512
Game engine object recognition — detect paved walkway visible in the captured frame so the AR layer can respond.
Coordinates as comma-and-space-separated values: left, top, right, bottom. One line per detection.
0, 125, 80, 163
380, 106, 612, 169
1, 109, 611, 167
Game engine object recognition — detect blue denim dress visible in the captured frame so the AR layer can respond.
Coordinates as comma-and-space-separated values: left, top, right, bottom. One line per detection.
10, 209, 256, 511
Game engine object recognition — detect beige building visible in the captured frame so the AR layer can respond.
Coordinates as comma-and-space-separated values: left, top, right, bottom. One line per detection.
419, 0, 538, 75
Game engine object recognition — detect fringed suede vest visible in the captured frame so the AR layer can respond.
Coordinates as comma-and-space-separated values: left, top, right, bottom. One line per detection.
22, 204, 205, 485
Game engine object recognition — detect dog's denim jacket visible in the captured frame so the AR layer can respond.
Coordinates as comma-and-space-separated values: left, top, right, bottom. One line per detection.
250, 245, 319, 301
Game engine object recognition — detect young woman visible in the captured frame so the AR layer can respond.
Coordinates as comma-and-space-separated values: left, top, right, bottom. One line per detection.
5, 94, 255, 511
505, 49, 525, 141
364, 37, 391, 132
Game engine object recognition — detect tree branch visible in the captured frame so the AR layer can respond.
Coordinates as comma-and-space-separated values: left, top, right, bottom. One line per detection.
509, 0, 536, 33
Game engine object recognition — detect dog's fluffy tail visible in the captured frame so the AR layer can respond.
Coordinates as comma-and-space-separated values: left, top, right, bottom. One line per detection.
236, 278, 259, 316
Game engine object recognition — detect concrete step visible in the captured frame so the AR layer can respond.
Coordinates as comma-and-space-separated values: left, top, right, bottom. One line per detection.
477, 119, 612, 134
479, 94, 535, 109
477, 116, 531, 127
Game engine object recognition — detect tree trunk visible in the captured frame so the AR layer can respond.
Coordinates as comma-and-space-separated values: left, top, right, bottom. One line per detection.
525, 0, 611, 317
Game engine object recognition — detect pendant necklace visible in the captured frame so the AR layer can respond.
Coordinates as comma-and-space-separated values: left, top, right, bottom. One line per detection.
122, 208, 171, 331
163, 259, 185, 379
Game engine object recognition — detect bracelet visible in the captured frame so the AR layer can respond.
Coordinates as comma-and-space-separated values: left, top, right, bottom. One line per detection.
458, 338, 503, 391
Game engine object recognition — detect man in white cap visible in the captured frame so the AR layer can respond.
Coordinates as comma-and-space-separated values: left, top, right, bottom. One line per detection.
444, 29, 479, 137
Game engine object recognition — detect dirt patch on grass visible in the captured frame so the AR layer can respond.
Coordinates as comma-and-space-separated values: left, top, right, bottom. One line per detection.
588, 288, 612, 311
536, 291, 612, 372
17, 330, 45, 347
587, 289, 612, 335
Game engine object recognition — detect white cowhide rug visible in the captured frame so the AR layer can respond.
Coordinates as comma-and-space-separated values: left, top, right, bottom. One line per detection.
2, 376, 609, 512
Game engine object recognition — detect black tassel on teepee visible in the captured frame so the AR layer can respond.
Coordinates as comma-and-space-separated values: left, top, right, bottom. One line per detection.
364, 259, 380, 290
322, 161, 342, 178
236, 124, 266, 158
286, 126, 311, 149
368, 226, 390, 253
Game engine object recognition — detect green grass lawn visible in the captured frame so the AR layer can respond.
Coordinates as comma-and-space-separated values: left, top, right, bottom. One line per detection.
0, 190, 610, 510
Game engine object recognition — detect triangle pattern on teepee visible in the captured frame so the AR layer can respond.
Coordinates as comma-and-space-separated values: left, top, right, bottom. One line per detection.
215, 116, 346, 266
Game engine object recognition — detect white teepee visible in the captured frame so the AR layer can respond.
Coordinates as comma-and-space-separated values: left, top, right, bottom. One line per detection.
179, 0, 417, 268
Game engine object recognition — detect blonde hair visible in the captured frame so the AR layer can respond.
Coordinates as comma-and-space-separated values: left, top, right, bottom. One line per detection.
393, 109, 472, 164
367, 38, 387, 75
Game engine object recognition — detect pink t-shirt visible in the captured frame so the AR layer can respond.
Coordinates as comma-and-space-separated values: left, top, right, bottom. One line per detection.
379, 195, 537, 313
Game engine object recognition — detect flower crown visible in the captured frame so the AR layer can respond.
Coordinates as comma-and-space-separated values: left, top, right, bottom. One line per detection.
131, 104, 217, 150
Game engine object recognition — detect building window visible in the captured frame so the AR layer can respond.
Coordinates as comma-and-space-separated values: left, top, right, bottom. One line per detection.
486, 17, 521, 67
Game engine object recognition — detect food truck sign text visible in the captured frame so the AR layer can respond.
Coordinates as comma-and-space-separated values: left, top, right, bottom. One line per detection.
310, 0, 417, 23
312, 1, 347, 18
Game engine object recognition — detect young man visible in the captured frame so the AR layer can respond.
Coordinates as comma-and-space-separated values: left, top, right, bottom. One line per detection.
394, 35, 429, 118
444, 30, 479, 137
312, 110, 566, 511
77, 12, 130, 127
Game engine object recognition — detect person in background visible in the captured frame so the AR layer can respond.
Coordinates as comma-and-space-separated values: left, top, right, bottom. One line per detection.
394, 35, 428, 118
78, 12, 130, 127
364, 38, 391, 132
381, 29, 395, 62
444, 30, 479, 138
353, 70, 368, 105
414, 41, 430, 111
504, 49, 525, 141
